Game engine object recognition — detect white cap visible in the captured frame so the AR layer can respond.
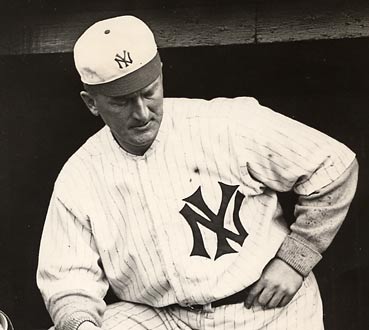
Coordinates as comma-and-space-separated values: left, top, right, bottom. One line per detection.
74, 15, 161, 96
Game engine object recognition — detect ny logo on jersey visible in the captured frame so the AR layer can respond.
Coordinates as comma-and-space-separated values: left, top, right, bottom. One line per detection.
180, 182, 248, 260
114, 50, 133, 69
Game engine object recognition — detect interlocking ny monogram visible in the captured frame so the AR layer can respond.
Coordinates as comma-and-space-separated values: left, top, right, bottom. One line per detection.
180, 182, 248, 260
114, 50, 133, 69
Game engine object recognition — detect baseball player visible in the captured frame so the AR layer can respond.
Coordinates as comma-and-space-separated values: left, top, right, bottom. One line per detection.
37, 16, 358, 330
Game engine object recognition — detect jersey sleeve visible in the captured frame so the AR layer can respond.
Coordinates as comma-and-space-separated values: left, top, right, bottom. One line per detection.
276, 159, 358, 276
37, 177, 109, 330
232, 97, 358, 276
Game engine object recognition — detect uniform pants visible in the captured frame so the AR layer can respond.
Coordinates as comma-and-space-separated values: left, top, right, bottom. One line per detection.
102, 272, 323, 330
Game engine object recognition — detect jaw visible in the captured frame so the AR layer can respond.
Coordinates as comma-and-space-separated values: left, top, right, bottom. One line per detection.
114, 128, 158, 156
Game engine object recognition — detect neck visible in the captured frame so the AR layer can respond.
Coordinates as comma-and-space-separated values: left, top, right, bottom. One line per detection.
112, 133, 152, 156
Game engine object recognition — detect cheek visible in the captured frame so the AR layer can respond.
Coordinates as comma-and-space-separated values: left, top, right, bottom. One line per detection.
100, 104, 128, 119
99, 109, 129, 130
149, 99, 163, 115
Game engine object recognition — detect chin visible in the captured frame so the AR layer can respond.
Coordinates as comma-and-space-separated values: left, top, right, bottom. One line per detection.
137, 131, 158, 144
132, 136, 155, 149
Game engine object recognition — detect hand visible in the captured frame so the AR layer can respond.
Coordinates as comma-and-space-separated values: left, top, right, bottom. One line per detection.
244, 258, 303, 309
78, 321, 101, 330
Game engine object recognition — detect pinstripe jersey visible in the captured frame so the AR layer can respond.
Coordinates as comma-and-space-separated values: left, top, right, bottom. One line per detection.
37, 97, 355, 329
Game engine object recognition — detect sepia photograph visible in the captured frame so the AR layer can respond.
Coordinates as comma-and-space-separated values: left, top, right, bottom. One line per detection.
0, 1, 368, 329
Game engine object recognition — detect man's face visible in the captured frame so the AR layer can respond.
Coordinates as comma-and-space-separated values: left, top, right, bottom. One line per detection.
90, 75, 164, 155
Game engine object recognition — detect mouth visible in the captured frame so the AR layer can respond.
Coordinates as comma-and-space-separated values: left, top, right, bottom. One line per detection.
132, 121, 151, 131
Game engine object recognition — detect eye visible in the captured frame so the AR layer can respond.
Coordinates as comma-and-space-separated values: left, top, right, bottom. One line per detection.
110, 98, 129, 107
143, 89, 157, 99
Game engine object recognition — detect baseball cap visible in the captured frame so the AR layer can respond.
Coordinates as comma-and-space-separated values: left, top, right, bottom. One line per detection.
74, 15, 161, 96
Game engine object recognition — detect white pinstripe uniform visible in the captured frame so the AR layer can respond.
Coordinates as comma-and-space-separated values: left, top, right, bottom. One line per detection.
37, 97, 356, 330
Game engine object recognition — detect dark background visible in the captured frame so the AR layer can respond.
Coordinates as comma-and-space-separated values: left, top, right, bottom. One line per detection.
0, 37, 368, 329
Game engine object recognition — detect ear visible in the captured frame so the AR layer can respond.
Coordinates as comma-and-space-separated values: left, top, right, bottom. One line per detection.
80, 91, 99, 116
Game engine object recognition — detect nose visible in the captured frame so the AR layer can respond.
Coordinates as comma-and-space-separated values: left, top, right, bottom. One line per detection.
131, 96, 150, 122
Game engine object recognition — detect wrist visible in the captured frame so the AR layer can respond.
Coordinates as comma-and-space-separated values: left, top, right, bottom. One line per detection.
277, 234, 322, 277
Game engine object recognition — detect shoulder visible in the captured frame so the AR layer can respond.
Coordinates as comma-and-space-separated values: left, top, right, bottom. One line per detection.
54, 126, 110, 189
163, 96, 263, 121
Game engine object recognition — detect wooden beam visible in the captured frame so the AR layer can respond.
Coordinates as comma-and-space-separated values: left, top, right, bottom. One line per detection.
1, 2, 369, 55
257, 1, 369, 43
0, 5, 256, 55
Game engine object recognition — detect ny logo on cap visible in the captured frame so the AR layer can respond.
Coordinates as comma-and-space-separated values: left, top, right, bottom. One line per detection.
180, 182, 248, 260
114, 50, 133, 69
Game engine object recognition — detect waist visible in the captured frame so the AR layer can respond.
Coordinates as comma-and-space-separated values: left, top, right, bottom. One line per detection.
174, 286, 250, 310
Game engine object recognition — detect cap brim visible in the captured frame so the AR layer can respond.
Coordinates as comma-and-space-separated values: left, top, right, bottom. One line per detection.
85, 52, 161, 97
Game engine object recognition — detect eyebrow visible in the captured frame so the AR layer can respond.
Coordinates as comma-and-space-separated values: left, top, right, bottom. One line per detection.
110, 95, 130, 101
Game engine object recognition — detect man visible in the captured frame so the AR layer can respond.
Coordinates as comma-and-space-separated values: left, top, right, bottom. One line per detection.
37, 15, 358, 330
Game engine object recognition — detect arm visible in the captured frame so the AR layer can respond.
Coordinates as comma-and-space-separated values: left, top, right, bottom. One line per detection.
231, 98, 358, 308
245, 159, 358, 308
37, 191, 108, 330
277, 158, 359, 275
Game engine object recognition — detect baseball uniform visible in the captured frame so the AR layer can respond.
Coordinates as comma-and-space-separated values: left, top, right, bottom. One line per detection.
37, 96, 357, 330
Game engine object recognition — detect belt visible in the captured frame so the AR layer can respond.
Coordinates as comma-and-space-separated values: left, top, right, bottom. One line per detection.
176, 287, 249, 310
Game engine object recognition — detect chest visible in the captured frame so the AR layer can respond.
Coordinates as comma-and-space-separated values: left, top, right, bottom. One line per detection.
87, 136, 265, 256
